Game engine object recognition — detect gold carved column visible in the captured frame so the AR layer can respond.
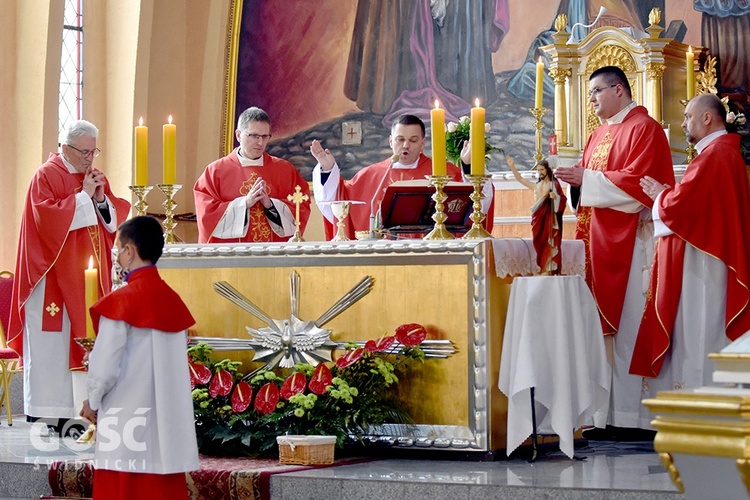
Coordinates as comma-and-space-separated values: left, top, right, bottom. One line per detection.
549, 67, 571, 146
645, 62, 666, 125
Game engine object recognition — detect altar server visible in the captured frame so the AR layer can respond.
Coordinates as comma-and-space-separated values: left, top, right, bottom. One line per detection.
630, 93, 750, 388
555, 66, 674, 437
8, 120, 129, 426
80, 216, 199, 499
194, 106, 311, 243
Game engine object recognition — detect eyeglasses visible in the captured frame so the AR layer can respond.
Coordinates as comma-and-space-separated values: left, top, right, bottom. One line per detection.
242, 132, 272, 141
588, 84, 618, 98
67, 144, 101, 158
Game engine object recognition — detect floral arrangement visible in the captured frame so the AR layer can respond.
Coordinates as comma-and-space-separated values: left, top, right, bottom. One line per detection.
445, 116, 503, 167
187, 323, 430, 456
727, 111, 746, 126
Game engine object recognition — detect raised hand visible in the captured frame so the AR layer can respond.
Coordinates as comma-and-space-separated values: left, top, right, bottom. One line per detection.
310, 139, 335, 172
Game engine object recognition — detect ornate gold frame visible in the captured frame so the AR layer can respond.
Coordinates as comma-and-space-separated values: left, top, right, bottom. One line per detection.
222, 0, 244, 157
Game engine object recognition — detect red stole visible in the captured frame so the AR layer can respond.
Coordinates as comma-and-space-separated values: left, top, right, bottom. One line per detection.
90, 266, 194, 334
8, 153, 130, 368
630, 134, 750, 377
194, 150, 311, 243
577, 106, 674, 334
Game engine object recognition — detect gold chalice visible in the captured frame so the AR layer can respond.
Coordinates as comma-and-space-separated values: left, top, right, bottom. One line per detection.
320, 200, 364, 242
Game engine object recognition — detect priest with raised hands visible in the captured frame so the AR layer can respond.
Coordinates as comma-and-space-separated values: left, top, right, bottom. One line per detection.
194, 106, 311, 243
630, 93, 750, 389
310, 114, 493, 240
80, 216, 199, 500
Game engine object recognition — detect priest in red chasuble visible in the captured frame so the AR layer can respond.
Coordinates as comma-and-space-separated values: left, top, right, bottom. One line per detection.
630, 93, 750, 390
194, 107, 311, 243
556, 66, 674, 436
8, 120, 130, 422
310, 114, 494, 240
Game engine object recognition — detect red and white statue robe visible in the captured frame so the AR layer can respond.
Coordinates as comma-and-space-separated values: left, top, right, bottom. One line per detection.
531, 179, 566, 275
572, 104, 674, 429
88, 265, 198, 500
8, 152, 130, 418
312, 153, 494, 240
193, 150, 311, 243
630, 133, 750, 387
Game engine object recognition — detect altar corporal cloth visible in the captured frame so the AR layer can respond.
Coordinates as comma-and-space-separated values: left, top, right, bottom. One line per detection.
498, 275, 610, 458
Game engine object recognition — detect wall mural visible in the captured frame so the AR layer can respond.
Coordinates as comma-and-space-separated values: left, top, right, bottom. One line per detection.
227, 0, 750, 181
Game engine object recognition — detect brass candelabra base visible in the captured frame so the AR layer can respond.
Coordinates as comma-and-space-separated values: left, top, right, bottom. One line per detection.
129, 185, 153, 216
462, 174, 492, 240
157, 184, 182, 244
424, 175, 455, 240
529, 107, 549, 164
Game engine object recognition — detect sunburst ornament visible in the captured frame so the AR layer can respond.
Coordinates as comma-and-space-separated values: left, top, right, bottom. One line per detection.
212, 271, 374, 370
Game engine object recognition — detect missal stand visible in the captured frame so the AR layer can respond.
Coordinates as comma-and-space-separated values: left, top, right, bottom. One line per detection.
379, 180, 474, 239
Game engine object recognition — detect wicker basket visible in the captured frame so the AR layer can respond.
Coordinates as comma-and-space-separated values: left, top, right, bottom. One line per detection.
277, 435, 336, 465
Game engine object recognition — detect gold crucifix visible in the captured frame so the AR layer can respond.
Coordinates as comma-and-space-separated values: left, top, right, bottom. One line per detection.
287, 185, 309, 242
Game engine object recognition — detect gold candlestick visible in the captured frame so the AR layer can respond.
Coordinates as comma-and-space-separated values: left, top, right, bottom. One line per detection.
529, 107, 549, 164
157, 184, 182, 244
128, 185, 153, 216
424, 175, 455, 240
287, 185, 309, 242
462, 174, 492, 240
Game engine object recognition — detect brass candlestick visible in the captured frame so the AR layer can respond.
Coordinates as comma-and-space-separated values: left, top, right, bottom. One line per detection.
287, 185, 309, 242
529, 107, 549, 164
157, 184, 182, 244
128, 185, 153, 216
462, 174, 492, 240
424, 175, 455, 240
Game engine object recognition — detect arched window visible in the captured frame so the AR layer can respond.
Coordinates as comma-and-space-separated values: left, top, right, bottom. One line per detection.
59, 0, 84, 134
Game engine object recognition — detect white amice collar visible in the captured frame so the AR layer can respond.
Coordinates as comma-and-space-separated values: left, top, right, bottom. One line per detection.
236, 149, 264, 167
392, 158, 419, 169
606, 101, 637, 125
59, 152, 79, 174
695, 129, 727, 154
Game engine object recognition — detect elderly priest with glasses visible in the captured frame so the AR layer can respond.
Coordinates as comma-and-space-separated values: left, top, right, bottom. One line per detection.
8, 119, 130, 429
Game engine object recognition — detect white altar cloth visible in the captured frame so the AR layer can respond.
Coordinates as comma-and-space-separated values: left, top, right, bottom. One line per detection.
491, 239, 585, 278
498, 275, 610, 458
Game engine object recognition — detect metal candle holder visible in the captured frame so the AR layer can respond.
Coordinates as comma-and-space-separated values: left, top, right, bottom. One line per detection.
462, 174, 492, 240
157, 184, 182, 244
424, 175, 455, 240
529, 107, 549, 164
128, 185, 153, 216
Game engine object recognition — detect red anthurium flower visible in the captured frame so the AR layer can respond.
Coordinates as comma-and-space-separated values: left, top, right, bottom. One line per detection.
336, 348, 365, 369
254, 382, 280, 414
365, 335, 396, 353
230, 381, 253, 413
188, 360, 212, 389
308, 363, 333, 395
208, 369, 234, 398
395, 323, 427, 347
280, 372, 307, 400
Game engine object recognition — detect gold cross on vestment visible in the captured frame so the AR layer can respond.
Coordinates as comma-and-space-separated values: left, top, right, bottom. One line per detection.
46, 302, 60, 317
287, 185, 309, 242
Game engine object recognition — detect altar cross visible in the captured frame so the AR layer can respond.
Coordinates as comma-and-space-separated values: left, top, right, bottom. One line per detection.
287, 185, 309, 242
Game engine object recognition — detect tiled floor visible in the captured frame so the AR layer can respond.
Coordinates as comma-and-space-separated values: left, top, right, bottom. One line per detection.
0, 419, 682, 499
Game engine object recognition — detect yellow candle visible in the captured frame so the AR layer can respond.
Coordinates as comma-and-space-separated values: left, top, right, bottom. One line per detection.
430, 100, 446, 176
163, 115, 177, 185
470, 99, 485, 175
686, 46, 695, 100
84, 256, 98, 339
535, 57, 545, 109
134, 117, 148, 186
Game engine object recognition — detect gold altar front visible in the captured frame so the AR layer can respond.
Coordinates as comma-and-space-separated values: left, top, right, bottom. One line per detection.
158, 240, 510, 453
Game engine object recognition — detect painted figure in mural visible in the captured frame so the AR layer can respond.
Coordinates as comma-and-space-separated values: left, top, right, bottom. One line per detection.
630, 92, 750, 393
7, 120, 130, 428
310, 114, 493, 240
505, 156, 566, 275
345, 0, 509, 123
193, 107, 311, 243
555, 65, 674, 439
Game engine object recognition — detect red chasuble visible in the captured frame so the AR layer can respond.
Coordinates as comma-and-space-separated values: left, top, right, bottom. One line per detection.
90, 266, 194, 334
576, 106, 674, 334
324, 154, 493, 240
193, 150, 311, 243
8, 153, 130, 369
630, 134, 750, 377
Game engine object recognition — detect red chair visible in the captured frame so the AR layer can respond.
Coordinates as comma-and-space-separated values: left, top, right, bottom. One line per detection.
0, 271, 22, 425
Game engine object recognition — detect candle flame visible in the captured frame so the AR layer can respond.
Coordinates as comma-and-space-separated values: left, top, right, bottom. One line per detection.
688, 45, 693, 54
139, 116, 143, 126
537, 56, 543, 64
168, 115, 173, 124
434, 99, 440, 109
88, 256, 94, 270
475, 98, 480, 107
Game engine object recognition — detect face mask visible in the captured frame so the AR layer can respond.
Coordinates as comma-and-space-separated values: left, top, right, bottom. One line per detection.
111, 246, 129, 290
